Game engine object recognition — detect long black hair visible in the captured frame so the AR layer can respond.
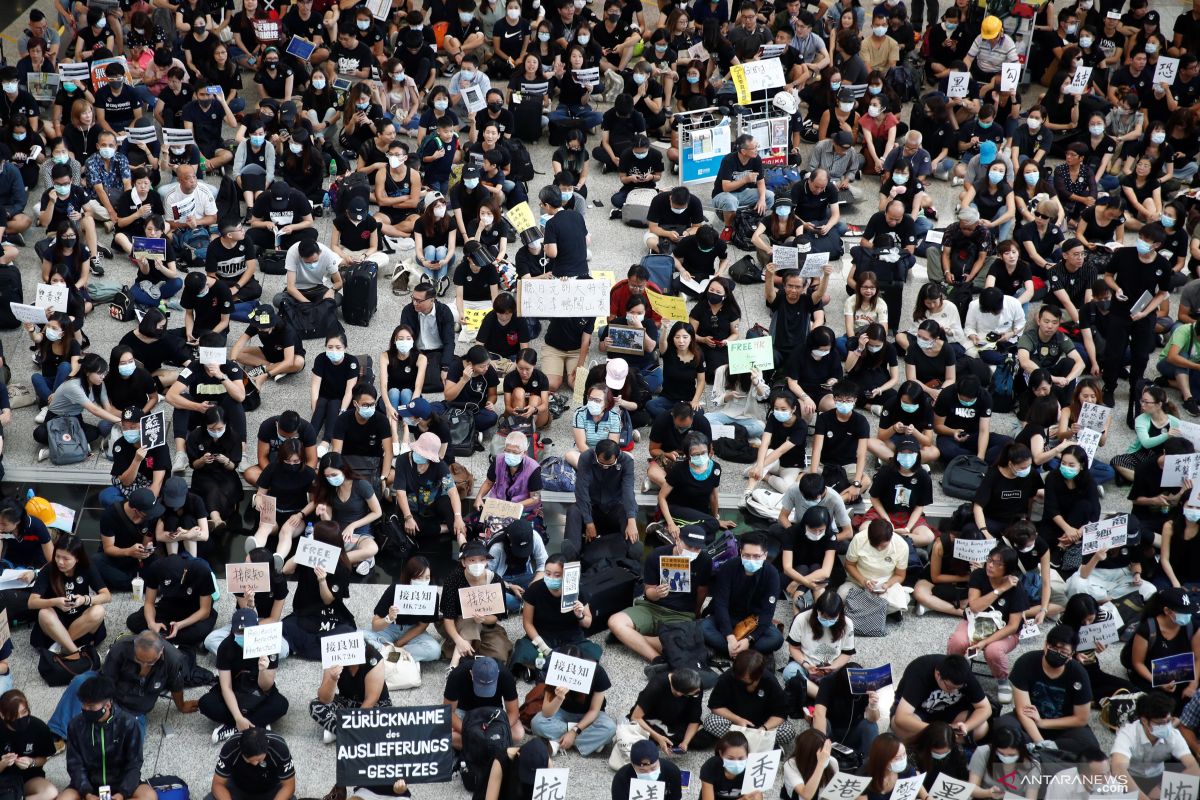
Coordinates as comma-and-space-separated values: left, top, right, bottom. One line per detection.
808, 589, 848, 642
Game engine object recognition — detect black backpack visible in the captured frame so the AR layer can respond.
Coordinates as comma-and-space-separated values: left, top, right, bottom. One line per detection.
730, 209, 762, 251
333, 172, 372, 215
507, 139, 535, 183
659, 621, 718, 688
461, 706, 513, 798
713, 424, 757, 463
446, 405, 478, 458
0, 265, 23, 329
729, 254, 764, 284
941, 455, 988, 500
991, 354, 1018, 413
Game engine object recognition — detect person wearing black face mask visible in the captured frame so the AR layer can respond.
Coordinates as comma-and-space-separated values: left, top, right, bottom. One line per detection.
252, 47, 294, 102
473, 90, 515, 138
0, 689, 56, 796
63, 676, 156, 800
1002, 623, 1100, 753
117, 308, 190, 390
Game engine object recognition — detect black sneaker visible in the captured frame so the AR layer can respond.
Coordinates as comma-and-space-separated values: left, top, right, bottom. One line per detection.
1103, 390, 1115, 408
609, 208, 622, 220
90, 258, 105, 278
1185, 398, 1200, 417
5, 233, 24, 247
98, 244, 114, 259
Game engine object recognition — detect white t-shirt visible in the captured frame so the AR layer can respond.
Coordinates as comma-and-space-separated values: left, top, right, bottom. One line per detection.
786, 609, 856, 666
165, 183, 217, 224
842, 295, 889, 335
1111, 720, 1192, 779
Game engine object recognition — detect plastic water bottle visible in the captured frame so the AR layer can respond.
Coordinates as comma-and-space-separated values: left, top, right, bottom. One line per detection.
131, 576, 144, 602
328, 158, 337, 177
322, 191, 331, 210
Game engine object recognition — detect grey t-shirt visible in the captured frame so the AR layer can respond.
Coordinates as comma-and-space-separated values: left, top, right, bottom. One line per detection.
1179, 278, 1200, 317
968, 746, 1041, 791
285, 242, 339, 290
331, 478, 376, 534
49, 378, 107, 418
780, 486, 852, 530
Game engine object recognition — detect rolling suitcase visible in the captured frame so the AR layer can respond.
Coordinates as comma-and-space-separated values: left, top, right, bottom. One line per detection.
581, 563, 640, 635
341, 262, 378, 327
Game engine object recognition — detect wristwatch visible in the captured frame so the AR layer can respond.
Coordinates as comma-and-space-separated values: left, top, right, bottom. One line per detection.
851, 480, 862, 488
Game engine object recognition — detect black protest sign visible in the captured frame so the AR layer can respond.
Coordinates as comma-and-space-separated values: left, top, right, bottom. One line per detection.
140, 410, 167, 450
336, 704, 454, 786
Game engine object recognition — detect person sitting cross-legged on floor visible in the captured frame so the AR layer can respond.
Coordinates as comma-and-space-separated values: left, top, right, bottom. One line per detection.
199, 608, 290, 745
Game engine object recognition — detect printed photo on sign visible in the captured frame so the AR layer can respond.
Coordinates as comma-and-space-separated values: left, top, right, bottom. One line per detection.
1152, 652, 1195, 687
294, 537, 342, 573
847, 664, 893, 694
321, 631, 366, 669
741, 750, 782, 793
242, 621, 283, 659
560, 562, 581, 612
285, 35, 316, 59
34, 283, 69, 314
132, 237, 167, 261
393, 585, 439, 616
226, 563, 271, 595
606, 325, 645, 356
461, 84, 486, 114
953, 537, 997, 563
545, 651, 596, 694
335, 705, 454, 785
660, 555, 692, 593
458, 583, 505, 617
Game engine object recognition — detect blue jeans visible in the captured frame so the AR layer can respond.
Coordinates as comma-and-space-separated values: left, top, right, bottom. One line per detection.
128, 84, 159, 112
640, 365, 663, 394
549, 104, 603, 131
532, 708, 617, 755
501, 568, 535, 613
388, 388, 414, 410
782, 660, 810, 683
913, 214, 935, 237
362, 624, 442, 661
713, 187, 775, 213
706, 410, 765, 439
1175, 162, 1199, 182
420, 246, 455, 282
1098, 174, 1120, 192
700, 616, 784, 655
98, 485, 125, 508
32, 361, 72, 407
49, 670, 147, 739
129, 277, 183, 306
827, 718, 879, 753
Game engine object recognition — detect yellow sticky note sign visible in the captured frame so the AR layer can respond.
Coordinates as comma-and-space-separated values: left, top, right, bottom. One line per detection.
646, 289, 689, 321
461, 306, 489, 330
729, 65, 751, 105
505, 202, 536, 233
592, 270, 615, 284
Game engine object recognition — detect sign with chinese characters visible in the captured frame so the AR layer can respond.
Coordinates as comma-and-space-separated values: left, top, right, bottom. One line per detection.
321, 631, 366, 669
533, 768, 569, 800
545, 651, 596, 694
560, 562, 581, 613
226, 563, 271, 594
1000, 62, 1022, 92
947, 71, 970, 98
139, 410, 166, 450
741, 750, 782, 794
1080, 514, 1128, 556
928, 774, 974, 800
819, 773, 872, 800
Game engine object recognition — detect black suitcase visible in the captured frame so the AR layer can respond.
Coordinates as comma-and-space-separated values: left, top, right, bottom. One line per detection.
513, 99, 543, 143
581, 564, 640, 635
0, 265, 22, 329
341, 262, 378, 327
548, 115, 586, 147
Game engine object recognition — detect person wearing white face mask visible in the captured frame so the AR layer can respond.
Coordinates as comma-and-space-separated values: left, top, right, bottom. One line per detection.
488, 0, 531, 78
1113, 691, 1200, 796
782, 586, 855, 695
102, 404, 172, 511
746, 393, 808, 494
613, 739, 686, 799
967, 726, 1042, 799
448, 53, 492, 119
440, 0, 488, 74
363, 554, 443, 660
311, 451, 383, 577
308, 331, 361, 450
181, 404, 244, 548
810, 380, 873, 504
82, 130, 130, 233
473, 431, 543, 525
438, 539, 514, 667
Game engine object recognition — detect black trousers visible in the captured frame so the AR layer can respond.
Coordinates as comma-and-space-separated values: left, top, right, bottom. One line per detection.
1102, 314, 1156, 414
198, 686, 290, 727
126, 607, 218, 648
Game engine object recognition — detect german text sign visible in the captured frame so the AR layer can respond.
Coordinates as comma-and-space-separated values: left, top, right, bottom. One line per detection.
335, 704, 454, 785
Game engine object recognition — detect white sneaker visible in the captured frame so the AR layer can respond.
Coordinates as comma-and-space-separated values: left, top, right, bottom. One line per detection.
172, 451, 189, 471
915, 603, 928, 617
997, 680, 1013, 705
951, 176, 964, 187
211, 724, 237, 744
355, 557, 375, 576
641, 477, 651, 493
36, 448, 49, 463
33, 406, 48, 424
323, 729, 337, 745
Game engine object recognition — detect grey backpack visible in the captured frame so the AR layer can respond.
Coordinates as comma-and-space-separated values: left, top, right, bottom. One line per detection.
46, 416, 89, 465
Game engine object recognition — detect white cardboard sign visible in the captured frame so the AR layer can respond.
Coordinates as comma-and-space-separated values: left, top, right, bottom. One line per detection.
320, 630, 366, 668
242, 621, 283, 659
545, 651, 596, 694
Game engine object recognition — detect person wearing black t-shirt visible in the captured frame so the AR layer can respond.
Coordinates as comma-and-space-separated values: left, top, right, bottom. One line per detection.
933, 374, 1007, 463
29, 534, 111, 652
205, 222, 262, 321
198, 608, 289, 737
868, 437, 935, 546
179, 271, 233, 344
702, 650, 796, 749
811, 381, 872, 503
646, 186, 705, 254
310, 639, 391, 743
439, 345, 500, 436
539, 186, 590, 278
165, 332, 249, 472
330, 383, 394, 491
1102, 226, 1173, 422
475, 294, 528, 362
212, 728, 296, 800
673, 226, 729, 285
972, 443, 1043, 536
365, 555, 441, 661
712, 133, 772, 229
231, 304, 306, 389
309, 334, 362, 445
891, 653, 991, 743
699, 732, 759, 800
747, 393, 808, 494
613, 739, 685, 799
126, 551, 218, 648
1006, 624, 1098, 751
947, 548, 1029, 701
443, 655, 523, 749
511, 554, 599, 677
611, 135, 663, 211
659, 432, 731, 538
532, 644, 617, 756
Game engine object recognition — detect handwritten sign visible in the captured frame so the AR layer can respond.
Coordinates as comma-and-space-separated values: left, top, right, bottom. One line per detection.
518, 278, 609, 318
731, 58, 785, 99
1162, 453, 1200, 487
294, 537, 342, 573
1000, 62, 1022, 93
928, 774, 975, 800
139, 409, 166, 450
242, 621, 283, 659
1154, 56, 1180, 86
1177, 420, 1200, 450
560, 561, 581, 612
820, 774, 872, 800
1078, 402, 1110, 432
504, 202, 537, 233
34, 283, 68, 314
534, 769, 569, 800
629, 780, 666, 800
393, 585, 439, 616
727, 337, 775, 374
1080, 514, 1128, 556
1076, 428, 1101, 467
645, 289, 689, 322
799, 251, 830, 279
257, 494, 276, 523
847, 664, 892, 694
893, 774, 926, 800
1066, 66, 1093, 95
545, 651, 596, 693
461, 306, 488, 330
132, 236, 166, 261
742, 750, 782, 793
947, 71, 970, 98
198, 346, 226, 366
660, 555, 692, 593
772, 245, 798, 271
1160, 772, 1200, 800
953, 537, 997, 562
321, 631, 366, 669
480, 497, 522, 527
458, 583, 505, 616
9, 303, 47, 325
1077, 610, 1121, 649
226, 563, 271, 594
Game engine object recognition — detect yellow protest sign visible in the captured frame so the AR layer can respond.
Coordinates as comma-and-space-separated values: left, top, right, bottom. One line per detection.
504, 201, 536, 233
461, 306, 489, 330
645, 289, 689, 322
729, 64, 751, 105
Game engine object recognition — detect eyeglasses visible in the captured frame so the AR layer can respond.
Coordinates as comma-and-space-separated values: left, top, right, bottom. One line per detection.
1034, 212, 1051, 220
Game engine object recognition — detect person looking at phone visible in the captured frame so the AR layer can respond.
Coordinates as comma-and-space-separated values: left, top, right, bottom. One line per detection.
28, 535, 112, 660
92, 488, 162, 592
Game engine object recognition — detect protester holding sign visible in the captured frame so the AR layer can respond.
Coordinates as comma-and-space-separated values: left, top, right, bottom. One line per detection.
437, 540, 513, 666
967, 725, 1042, 800
364, 555, 442, 662
104, 405, 171, 509
309, 638, 390, 745
205, 547, 289, 660
199, 608, 289, 742
1058, 594, 1133, 699
1123, 588, 1199, 708
533, 643, 618, 756
511, 554, 598, 678
280, 521, 356, 660
612, 739, 685, 800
